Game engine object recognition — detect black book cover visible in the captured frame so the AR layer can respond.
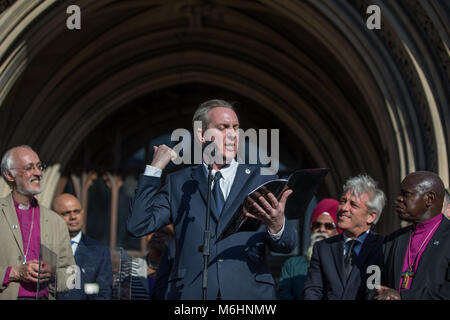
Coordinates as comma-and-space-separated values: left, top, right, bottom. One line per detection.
217, 168, 329, 241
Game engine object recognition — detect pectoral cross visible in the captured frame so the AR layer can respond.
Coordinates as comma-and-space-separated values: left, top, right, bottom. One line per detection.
401, 267, 415, 289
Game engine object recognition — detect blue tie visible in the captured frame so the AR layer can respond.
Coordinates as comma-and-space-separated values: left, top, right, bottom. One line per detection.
344, 240, 358, 279
70, 240, 76, 245
213, 171, 225, 215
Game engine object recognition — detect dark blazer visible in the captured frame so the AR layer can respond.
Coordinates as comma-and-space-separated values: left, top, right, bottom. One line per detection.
381, 216, 450, 299
151, 240, 175, 300
127, 164, 297, 300
303, 231, 383, 300
58, 234, 113, 300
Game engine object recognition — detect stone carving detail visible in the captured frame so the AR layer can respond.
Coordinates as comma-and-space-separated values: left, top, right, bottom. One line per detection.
408, 0, 449, 84
351, 0, 439, 172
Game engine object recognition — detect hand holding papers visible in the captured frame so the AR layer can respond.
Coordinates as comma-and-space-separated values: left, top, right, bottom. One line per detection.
243, 185, 292, 234
218, 168, 329, 240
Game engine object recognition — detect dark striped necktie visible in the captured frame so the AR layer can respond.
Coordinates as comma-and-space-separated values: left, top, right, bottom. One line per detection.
213, 171, 225, 215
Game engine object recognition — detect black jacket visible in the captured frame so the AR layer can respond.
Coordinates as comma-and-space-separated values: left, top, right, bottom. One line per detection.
303, 231, 384, 300
381, 216, 450, 299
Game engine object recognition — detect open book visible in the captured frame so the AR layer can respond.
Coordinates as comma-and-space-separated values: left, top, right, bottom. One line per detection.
217, 168, 329, 241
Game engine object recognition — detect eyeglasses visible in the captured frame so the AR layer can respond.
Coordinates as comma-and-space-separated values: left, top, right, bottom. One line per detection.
311, 221, 336, 230
11, 162, 47, 173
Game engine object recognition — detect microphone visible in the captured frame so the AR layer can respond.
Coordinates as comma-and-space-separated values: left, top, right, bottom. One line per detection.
202, 140, 218, 166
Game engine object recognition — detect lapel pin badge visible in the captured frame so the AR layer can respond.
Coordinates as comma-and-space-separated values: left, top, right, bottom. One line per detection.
433, 240, 440, 246
12, 224, 18, 230
245, 169, 251, 174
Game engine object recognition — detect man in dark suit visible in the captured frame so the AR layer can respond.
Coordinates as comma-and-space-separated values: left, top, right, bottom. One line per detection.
127, 99, 296, 300
374, 171, 450, 300
303, 174, 385, 300
53, 193, 113, 300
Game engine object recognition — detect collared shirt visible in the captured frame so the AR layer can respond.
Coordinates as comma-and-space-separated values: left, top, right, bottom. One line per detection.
204, 158, 239, 200
71, 231, 82, 256
343, 229, 371, 256
399, 213, 443, 291
143, 160, 285, 239
9, 199, 48, 299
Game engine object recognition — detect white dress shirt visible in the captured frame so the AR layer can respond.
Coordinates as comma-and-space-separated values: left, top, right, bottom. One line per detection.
71, 231, 82, 256
143, 160, 285, 239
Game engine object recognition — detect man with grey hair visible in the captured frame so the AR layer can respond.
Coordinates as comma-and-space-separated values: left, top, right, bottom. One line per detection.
127, 99, 296, 299
0, 145, 75, 300
303, 173, 385, 300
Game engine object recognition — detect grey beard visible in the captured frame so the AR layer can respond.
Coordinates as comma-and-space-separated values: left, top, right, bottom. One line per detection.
306, 232, 329, 261
16, 178, 42, 196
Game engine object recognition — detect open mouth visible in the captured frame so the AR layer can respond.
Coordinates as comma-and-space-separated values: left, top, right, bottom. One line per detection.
29, 177, 41, 184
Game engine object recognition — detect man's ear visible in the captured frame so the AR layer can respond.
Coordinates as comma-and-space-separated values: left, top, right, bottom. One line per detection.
367, 211, 378, 225
425, 191, 436, 207
3, 170, 15, 184
195, 127, 205, 144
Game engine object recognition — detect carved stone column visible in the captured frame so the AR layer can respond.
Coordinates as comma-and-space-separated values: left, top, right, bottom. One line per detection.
104, 173, 123, 250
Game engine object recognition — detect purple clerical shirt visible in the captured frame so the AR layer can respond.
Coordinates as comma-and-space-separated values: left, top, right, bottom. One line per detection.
2, 199, 49, 298
399, 213, 443, 291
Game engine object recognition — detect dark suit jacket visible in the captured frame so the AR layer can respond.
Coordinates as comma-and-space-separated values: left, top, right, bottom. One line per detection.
381, 216, 450, 299
151, 240, 175, 300
127, 164, 297, 300
58, 234, 113, 300
303, 231, 383, 300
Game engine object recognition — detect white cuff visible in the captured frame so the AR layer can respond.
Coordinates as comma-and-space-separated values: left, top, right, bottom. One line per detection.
144, 165, 162, 178
268, 217, 285, 240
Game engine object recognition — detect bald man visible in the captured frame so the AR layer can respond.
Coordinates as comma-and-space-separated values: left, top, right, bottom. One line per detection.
53, 193, 113, 300
375, 171, 450, 300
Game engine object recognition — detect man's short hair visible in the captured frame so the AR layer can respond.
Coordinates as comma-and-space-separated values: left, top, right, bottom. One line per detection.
1, 145, 35, 186
192, 99, 236, 133
342, 173, 386, 225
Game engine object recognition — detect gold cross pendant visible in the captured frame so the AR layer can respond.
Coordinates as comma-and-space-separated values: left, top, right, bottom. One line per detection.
401, 268, 415, 289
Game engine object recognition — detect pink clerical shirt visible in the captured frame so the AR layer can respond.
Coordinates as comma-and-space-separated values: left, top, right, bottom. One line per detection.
399, 213, 443, 291
2, 199, 49, 298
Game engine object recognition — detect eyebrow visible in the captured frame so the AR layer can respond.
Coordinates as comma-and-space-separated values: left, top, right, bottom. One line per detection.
61, 209, 81, 214
350, 200, 360, 207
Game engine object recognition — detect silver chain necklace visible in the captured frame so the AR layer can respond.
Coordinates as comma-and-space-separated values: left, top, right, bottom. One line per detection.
22, 206, 35, 264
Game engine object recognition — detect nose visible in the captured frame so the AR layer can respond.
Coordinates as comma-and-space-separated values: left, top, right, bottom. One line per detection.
69, 211, 77, 220
340, 201, 350, 212
319, 224, 327, 233
228, 126, 239, 137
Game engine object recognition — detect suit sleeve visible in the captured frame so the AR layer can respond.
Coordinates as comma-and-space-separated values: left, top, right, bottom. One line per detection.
302, 242, 323, 300
151, 239, 174, 300
54, 219, 77, 294
94, 246, 113, 300
127, 174, 172, 237
266, 222, 297, 253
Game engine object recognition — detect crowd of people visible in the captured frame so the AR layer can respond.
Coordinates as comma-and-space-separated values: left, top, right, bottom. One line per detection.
1, 99, 449, 300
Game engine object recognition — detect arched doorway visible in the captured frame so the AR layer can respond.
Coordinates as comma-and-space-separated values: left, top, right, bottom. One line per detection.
1, 0, 448, 256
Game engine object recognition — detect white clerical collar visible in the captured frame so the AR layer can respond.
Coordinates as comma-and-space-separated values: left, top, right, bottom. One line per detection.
18, 203, 30, 210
